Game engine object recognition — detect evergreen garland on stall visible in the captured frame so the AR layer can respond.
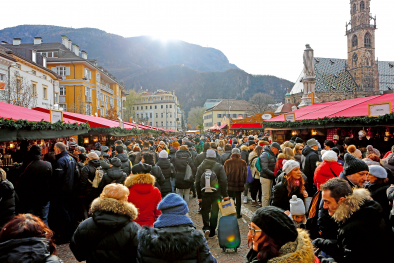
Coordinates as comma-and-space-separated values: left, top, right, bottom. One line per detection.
0, 118, 90, 130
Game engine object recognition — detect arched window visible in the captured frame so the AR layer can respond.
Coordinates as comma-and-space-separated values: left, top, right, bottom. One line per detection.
365, 33, 371, 47
360, 1, 365, 11
353, 4, 357, 14
352, 35, 358, 47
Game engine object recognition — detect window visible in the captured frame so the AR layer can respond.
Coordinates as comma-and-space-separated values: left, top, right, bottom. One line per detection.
43, 86, 48, 100
60, 86, 66, 96
217, 122, 221, 126
365, 33, 371, 47
232, 114, 237, 118
161, 113, 164, 118
137, 106, 139, 110
57, 67, 66, 76
156, 122, 158, 127
150, 113, 152, 118
170, 114, 172, 118
32, 83, 37, 97
85, 104, 92, 115
170, 105, 172, 108
145, 106, 148, 110
161, 121, 163, 127
133, 107, 135, 110
161, 105, 163, 109
156, 113, 158, 118
55, 92, 59, 103
137, 113, 139, 118
59, 104, 67, 111
352, 3, 357, 14
217, 114, 222, 118
84, 68, 91, 80
360, 1, 365, 11
352, 35, 358, 47
150, 106, 152, 109
96, 73, 100, 83
166, 105, 168, 108
170, 121, 172, 127
155, 105, 157, 109
0, 74, 4, 81
146, 113, 149, 118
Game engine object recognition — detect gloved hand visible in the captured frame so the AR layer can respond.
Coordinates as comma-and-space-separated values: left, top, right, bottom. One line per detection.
312, 238, 324, 248
321, 258, 336, 263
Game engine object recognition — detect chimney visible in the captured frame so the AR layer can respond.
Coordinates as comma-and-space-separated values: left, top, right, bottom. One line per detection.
81, 50, 88, 59
68, 39, 72, 50
13, 38, 21, 46
33, 37, 42, 45
42, 54, 47, 68
61, 35, 69, 47
32, 50, 37, 63
72, 43, 79, 56
1, 41, 8, 45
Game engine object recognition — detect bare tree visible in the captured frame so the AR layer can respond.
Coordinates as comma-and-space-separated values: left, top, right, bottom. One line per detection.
187, 106, 206, 128
69, 93, 87, 114
0, 72, 37, 108
249, 93, 276, 114
123, 89, 141, 122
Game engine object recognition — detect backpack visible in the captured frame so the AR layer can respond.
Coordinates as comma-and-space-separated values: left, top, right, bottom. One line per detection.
200, 167, 219, 193
255, 152, 270, 172
250, 156, 260, 179
89, 167, 104, 188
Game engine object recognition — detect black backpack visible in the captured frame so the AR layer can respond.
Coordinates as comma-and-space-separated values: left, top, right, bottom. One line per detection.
200, 165, 219, 193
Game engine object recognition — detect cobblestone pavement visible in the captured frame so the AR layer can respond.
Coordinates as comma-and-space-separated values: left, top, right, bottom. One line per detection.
57, 195, 260, 263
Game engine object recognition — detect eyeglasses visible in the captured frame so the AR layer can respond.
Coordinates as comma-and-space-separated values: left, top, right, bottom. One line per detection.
248, 224, 262, 236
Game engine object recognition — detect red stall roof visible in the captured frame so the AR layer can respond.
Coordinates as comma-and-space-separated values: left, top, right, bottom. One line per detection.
230, 123, 244, 129
1, 102, 81, 124
267, 93, 394, 122
241, 123, 263, 129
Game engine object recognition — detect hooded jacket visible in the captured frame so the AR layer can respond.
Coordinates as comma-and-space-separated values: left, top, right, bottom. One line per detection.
245, 229, 315, 263
156, 158, 175, 195
195, 158, 228, 199
317, 188, 393, 263
80, 159, 102, 201
301, 146, 319, 195
259, 146, 277, 180
169, 148, 177, 163
313, 160, 343, 191
98, 158, 127, 190
223, 154, 247, 192
0, 237, 62, 263
173, 149, 197, 189
137, 225, 216, 263
115, 153, 132, 176
240, 145, 250, 164
0, 179, 16, 227
125, 173, 162, 227
53, 150, 77, 201
365, 181, 391, 226
70, 197, 140, 263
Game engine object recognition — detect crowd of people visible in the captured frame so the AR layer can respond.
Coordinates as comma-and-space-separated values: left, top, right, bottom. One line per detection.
0, 133, 393, 262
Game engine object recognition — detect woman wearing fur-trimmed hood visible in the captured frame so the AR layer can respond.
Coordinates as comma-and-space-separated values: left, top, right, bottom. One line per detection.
70, 183, 140, 263
125, 163, 162, 227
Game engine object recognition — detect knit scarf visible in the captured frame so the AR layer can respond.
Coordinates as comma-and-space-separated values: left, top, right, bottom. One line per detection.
154, 214, 194, 228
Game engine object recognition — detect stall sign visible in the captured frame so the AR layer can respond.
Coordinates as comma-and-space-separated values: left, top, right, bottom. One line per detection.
368, 102, 392, 117
50, 109, 63, 123
284, 113, 296, 122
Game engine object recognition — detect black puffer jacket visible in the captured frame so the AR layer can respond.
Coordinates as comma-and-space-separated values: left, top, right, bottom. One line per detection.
271, 180, 304, 211
70, 197, 141, 263
99, 158, 110, 173
259, 146, 277, 180
137, 225, 216, 263
0, 179, 16, 227
150, 165, 166, 191
169, 148, 177, 163
115, 153, 132, 176
156, 158, 175, 195
174, 149, 197, 189
98, 158, 127, 190
80, 159, 101, 203
366, 182, 391, 226
220, 151, 232, 164
195, 159, 228, 199
194, 151, 223, 168
302, 146, 319, 196
53, 150, 77, 201
0, 237, 63, 263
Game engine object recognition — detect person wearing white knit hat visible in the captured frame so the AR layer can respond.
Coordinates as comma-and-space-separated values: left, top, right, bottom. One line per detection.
314, 150, 343, 191
289, 195, 306, 228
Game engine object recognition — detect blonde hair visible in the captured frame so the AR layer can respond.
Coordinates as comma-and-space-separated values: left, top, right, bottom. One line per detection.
283, 147, 295, 160
179, 145, 189, 150
100, 183, 129, 201
293, 143, 303, 155
0, 168, 6, 181
218, 140, 225, 148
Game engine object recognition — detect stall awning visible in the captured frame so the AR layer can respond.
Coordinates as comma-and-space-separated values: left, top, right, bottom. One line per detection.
230, 123, 243, 129
241, 123, 263, 129
219, 124, 227, 129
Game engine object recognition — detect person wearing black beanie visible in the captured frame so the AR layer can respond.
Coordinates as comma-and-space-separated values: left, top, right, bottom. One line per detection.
339, 153, 369, 188
246, 206, 314, 263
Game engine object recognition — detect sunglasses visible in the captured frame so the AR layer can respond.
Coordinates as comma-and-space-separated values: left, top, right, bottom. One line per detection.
248, 224, 262, 236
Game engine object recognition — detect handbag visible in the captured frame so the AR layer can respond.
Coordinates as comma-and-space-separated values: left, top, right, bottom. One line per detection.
246, 166, 254, 183
218, 198, 236, 216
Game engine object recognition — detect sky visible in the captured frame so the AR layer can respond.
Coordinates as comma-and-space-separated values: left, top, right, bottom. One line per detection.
1, 0, 393, 82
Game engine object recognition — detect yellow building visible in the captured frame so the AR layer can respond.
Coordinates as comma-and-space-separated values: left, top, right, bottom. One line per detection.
9, 36, 127, 117
203, 100, 254, 130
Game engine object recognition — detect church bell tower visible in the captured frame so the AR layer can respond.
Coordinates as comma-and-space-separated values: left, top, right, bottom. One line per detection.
346, 0, 378, 94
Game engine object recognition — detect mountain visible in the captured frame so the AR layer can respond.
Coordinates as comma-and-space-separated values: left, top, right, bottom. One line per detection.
0, 25, 293, 114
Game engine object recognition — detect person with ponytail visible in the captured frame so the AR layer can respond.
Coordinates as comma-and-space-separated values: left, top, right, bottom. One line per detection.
246, 206, 315, 263
271, 160, 308, 212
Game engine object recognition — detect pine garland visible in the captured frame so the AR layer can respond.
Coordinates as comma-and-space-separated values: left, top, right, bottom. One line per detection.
0, 118, 90, 130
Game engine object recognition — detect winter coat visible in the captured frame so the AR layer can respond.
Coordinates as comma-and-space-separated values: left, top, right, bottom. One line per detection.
125, 173, 162, 227
271, 180, 304, 211
245, 229, 315, 263
80, 159, 102, 203
174, 149, 197, 189
0, 179, 16, 228
220, 151, 232, 164
196, 141, 204, 154
52, 150, 77, 201
128, 152, 139, 165
115, 153, 132, 176
70, 197, 140, 263
248, 151, 260, 179
223, 154, 247, 192
134, 148, 158, 165
98, 162, 127, 190
137, 225, 217, 263
99, 158, 110, 173
274, 154, 286, 177
313, 160, 343, 191
156, 158, 175, 195
150, 165, 166, 191
195, 151, 223, 168
259, 146, 277, 180
317, 188, 393, 263
294, 153, 302, 168
317, 197, 339, 240
366, 182, 391, 226
0, 237, 63, 263
195, 158, 228, 199
16, 155, 52, 208
301, 146, 319, 196
240, 146, 250, 164
387, 186, 394, 201
169, 148, 177, 163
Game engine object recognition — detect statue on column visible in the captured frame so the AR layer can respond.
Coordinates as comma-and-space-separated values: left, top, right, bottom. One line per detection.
303, 44, 315, 77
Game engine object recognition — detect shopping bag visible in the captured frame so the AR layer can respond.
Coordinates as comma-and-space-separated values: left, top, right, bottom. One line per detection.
218, 199, 236, 216
246, 166, 254, 184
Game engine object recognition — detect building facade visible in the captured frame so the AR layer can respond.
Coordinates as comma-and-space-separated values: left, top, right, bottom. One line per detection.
203, 100, 254, 130
0, 43, 60, 109
2, 36, 127, 118
133, 90, 181, 131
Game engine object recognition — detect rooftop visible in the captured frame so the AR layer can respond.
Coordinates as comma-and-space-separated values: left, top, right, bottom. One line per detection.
205, 99, 254, 112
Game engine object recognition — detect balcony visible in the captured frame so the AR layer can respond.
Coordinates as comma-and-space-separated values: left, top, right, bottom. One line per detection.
101, 84, 114, 95
137, 99, 177, 105
86, 96, 92, 103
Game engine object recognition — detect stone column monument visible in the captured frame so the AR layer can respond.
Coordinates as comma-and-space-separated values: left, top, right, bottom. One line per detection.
298, 44, 317, 108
